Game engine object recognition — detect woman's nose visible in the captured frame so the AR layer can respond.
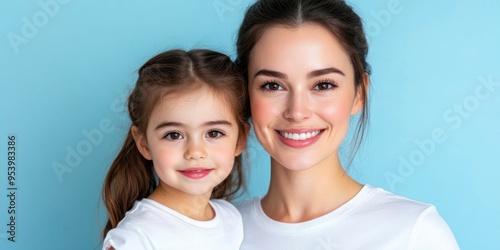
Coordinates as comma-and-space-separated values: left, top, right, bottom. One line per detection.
283, 91, 312, 122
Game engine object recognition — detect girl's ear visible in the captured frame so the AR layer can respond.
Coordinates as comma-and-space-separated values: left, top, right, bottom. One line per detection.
351, 73, 370, 115
131, 126, 152, 160
235, 123, 250, 156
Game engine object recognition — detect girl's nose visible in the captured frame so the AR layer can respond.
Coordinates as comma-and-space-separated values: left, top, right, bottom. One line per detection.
184, 139, 207, 160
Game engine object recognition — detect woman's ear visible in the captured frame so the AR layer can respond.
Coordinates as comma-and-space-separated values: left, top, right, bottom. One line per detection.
351, 73, 370, 115
131, 126, 152, 160
235, 123, 250, 156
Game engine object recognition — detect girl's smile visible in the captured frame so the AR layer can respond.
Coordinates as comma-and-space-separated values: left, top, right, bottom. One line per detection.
178, 168, 213, 179
135, 87, 244, 198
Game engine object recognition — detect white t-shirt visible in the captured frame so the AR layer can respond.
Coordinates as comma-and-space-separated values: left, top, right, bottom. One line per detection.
103, 198, 243, 250
237, 185, 459, 250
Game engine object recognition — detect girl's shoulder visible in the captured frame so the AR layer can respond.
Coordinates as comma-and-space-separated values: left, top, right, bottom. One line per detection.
235, 196, 260, 218
209, 198, 242, 221
103, 199, 245, 250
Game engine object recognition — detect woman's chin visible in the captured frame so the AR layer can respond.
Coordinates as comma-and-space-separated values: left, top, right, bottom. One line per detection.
272, 156, 318, 172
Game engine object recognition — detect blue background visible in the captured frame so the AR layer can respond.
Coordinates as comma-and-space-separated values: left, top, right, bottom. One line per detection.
1, 0, 499, 249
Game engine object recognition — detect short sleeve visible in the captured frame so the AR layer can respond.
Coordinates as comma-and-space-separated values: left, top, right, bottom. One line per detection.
102, 226, 153, 250
409, 206, 460, 250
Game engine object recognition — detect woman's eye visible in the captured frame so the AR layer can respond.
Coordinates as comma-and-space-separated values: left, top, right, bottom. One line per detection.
206, 131, 224, 138
261, 82, 283, 91
314, 81, 337, 91
165, 132, 183, 140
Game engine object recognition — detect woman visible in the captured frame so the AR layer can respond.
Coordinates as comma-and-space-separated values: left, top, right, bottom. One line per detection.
235, 0, 459, 249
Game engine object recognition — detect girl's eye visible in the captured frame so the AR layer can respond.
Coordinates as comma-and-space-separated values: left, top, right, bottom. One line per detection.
165, 132, 183, 140
314, 81, 337, 91
261, 82, 283, 91
206, 130, 224, 138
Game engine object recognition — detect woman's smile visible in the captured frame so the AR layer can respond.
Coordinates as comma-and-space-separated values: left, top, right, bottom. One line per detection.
276, 129, 324, 148
248, 23, 362, 170
278, 130, 322, 141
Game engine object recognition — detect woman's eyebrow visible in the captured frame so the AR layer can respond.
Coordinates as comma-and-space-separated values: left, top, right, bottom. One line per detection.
254, 67, 345, 80
254, 69, 288, 80
307, 67, 345, 78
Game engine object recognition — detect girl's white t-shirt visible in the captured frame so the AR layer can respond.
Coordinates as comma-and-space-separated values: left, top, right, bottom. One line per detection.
103, 198, 243, 250
237, 185, 459, 250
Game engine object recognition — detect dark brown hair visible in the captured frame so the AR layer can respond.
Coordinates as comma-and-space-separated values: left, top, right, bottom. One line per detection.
236, 0, 371, 163
102, 49, 249, 238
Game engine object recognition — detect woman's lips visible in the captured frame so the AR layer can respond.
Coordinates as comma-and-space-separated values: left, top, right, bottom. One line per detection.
276, 129, 323, 148
279, 131, 320, 140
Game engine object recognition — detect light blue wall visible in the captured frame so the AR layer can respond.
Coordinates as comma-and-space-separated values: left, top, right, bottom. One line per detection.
0, 0, 498, 249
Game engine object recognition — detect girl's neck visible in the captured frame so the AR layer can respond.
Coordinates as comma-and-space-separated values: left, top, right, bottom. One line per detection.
148, 185, 214, 221
261, 154, 362, 223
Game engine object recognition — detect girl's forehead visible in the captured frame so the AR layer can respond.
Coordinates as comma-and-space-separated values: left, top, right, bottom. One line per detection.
161, 85, 230, 106
151, 88, 234, 120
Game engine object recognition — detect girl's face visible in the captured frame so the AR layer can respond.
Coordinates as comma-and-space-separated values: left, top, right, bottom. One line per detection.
135, 87, 244, 197
248, 24, 364, 171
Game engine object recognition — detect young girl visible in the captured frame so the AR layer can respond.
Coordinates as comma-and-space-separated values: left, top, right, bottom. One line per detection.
101, 49, 249, 249
235, 0, 459, 249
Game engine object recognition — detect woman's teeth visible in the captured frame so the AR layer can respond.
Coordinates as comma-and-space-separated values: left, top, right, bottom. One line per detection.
280, 131, 320, 140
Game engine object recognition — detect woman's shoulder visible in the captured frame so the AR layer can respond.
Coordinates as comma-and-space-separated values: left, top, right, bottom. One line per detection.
360, 185, 458, 248
358, 185, 441, 222
234, 186, 437, 218
360, 185, 435, 212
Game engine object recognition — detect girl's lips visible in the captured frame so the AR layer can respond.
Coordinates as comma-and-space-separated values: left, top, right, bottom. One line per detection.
178, 168, 212, 179
276, 129, 324, 148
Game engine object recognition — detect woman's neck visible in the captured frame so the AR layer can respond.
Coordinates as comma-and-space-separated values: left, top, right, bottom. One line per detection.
261, 154, 362, 223
148, 184, 214, 221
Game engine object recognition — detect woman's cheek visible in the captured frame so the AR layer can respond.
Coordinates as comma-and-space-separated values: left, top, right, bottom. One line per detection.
250, 96, 274, 124
317, 98, 352, 122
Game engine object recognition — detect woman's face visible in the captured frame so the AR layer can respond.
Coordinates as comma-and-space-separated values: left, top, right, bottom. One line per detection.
248, 24, 363, 171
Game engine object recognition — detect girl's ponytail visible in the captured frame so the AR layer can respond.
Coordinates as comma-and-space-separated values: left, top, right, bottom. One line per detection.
101, 130, 156, 238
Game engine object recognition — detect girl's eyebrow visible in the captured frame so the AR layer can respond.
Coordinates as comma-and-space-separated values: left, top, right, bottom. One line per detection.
254, 67, 345, 80
155, 120, 232, 130
203, 120, 233, 127
155, 122, 182, 130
